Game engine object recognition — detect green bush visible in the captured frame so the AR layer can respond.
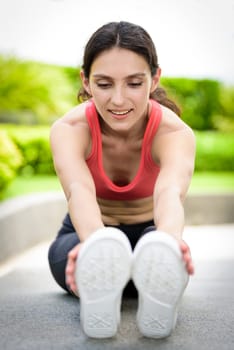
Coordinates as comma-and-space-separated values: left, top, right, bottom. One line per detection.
0, 55, 78, 125
0, 130, 23, 194
212, 85, 234, 131
6, 126, 55, 175
1, 54, 233, 132
195, 131, 234, 171
161, 78, 221, 130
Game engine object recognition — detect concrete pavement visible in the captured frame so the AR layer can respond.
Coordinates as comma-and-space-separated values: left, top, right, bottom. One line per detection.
0, 224, 234, 350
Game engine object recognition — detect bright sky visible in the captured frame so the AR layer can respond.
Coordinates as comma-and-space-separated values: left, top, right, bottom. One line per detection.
0, 0, 233, 83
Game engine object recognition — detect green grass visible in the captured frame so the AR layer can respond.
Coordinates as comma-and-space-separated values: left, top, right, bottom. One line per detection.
1, 172, 234, 202
189, 171, 234, 194
1, 175, 62, 200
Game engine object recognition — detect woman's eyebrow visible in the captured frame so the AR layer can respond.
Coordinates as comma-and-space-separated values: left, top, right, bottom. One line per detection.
126, 73, 146, 78
92, 73, 146, 79
92, 74, 112, 79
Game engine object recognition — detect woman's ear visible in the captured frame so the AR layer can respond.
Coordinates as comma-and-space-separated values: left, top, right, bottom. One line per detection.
80, 70, 91, 95
150, 67, 161, 93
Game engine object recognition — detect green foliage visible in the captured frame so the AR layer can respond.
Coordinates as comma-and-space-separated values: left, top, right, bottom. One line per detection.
0, 129, 23, 194
1, 54, 233, 131
161, 78, 221, 130
63, 66, 82, 93
0, 55, 78, 124
195, 131, 234, 171
5, 126, 55, 176
212, 85, 234, 131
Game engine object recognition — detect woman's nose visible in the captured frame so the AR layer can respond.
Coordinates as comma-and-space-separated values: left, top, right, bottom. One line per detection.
111, 87, 125, 105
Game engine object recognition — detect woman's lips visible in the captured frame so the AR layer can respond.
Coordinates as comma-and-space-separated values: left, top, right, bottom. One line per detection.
108, 109, 133, 119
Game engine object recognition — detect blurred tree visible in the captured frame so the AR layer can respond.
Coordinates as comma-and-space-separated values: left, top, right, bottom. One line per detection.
0, 55, 78, 124
0, 130, 23, 194
0, 55, 233, 130
161, 78, 221, 130
212, 85, 234, 131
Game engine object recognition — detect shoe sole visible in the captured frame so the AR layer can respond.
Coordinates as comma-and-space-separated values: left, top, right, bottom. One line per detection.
132, 231, 189, 338
75, 228, 132, 338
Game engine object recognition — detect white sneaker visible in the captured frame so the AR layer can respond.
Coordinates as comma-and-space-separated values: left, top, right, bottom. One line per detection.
75, 227, 132, 338
132, 231, 189, 338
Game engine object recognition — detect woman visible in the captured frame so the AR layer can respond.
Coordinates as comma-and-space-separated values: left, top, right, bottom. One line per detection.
48, 21, 195, 339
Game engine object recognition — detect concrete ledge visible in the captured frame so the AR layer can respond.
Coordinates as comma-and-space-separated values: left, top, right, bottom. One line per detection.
0, 191, 233, 264
185, 193, 234, 225
0, 192, 67, 264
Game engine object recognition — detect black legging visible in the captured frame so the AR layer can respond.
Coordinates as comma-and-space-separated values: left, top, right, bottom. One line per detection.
48, 213, 155, 298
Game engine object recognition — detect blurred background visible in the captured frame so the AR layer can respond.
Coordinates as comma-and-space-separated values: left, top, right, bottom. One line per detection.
0, 0, 234, 200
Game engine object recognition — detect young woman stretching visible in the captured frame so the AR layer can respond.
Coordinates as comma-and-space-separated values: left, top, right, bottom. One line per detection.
48, 21, 195, 339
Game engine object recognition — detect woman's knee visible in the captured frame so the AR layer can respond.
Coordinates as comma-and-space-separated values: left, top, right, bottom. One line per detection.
48, 232, 80, 292
48, 232, 80, 264
141, 225, 156, 236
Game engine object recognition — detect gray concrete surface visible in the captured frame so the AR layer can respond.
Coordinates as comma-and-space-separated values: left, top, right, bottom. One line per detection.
0, 224, 234, 350
184, 193, 234, 225
0, 192, 67, 263
0, 191, 234, 263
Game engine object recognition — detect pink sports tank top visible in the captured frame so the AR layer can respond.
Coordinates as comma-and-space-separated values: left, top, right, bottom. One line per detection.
85, 99, 162, 200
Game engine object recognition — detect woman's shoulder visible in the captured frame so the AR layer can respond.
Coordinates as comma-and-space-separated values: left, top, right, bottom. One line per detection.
151, 104, 195, 164
53, 101, 90, 128
158, 104, 194, 137
50, 101, 92, 153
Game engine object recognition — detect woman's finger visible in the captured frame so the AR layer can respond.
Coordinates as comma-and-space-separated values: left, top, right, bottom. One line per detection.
179, 240, 195, 275
65, 243, 83, 294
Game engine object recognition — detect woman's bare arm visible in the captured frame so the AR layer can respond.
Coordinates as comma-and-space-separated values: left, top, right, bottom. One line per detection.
153, 127, 195, 239
50, 112, 104, 242
152, 109, 196, 274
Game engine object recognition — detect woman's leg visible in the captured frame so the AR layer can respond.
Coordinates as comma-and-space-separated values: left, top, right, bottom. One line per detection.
48, 213, 80, 293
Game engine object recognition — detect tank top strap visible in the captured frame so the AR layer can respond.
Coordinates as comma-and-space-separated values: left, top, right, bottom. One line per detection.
143, 99, 162, 167
85, 100, 101, 160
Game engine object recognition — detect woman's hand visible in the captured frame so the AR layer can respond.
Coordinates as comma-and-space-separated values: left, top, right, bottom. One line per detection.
179, 240, 195, 275
65, 243, 83, 296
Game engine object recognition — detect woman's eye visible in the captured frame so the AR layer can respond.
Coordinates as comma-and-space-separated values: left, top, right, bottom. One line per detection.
95, 81, 142, 89
128, 82, 143, 87
97, 83, 112, 89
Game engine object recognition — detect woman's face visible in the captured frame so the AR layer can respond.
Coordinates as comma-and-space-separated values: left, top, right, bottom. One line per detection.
81, 47, 160, 134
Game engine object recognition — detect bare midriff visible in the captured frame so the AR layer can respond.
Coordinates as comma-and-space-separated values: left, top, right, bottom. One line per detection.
97, 196, 154, 225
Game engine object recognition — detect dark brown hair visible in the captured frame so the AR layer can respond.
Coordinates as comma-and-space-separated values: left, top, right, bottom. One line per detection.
78, 21, 180, 116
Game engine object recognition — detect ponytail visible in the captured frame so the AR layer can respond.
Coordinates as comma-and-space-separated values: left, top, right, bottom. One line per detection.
150, 87, 181, 116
